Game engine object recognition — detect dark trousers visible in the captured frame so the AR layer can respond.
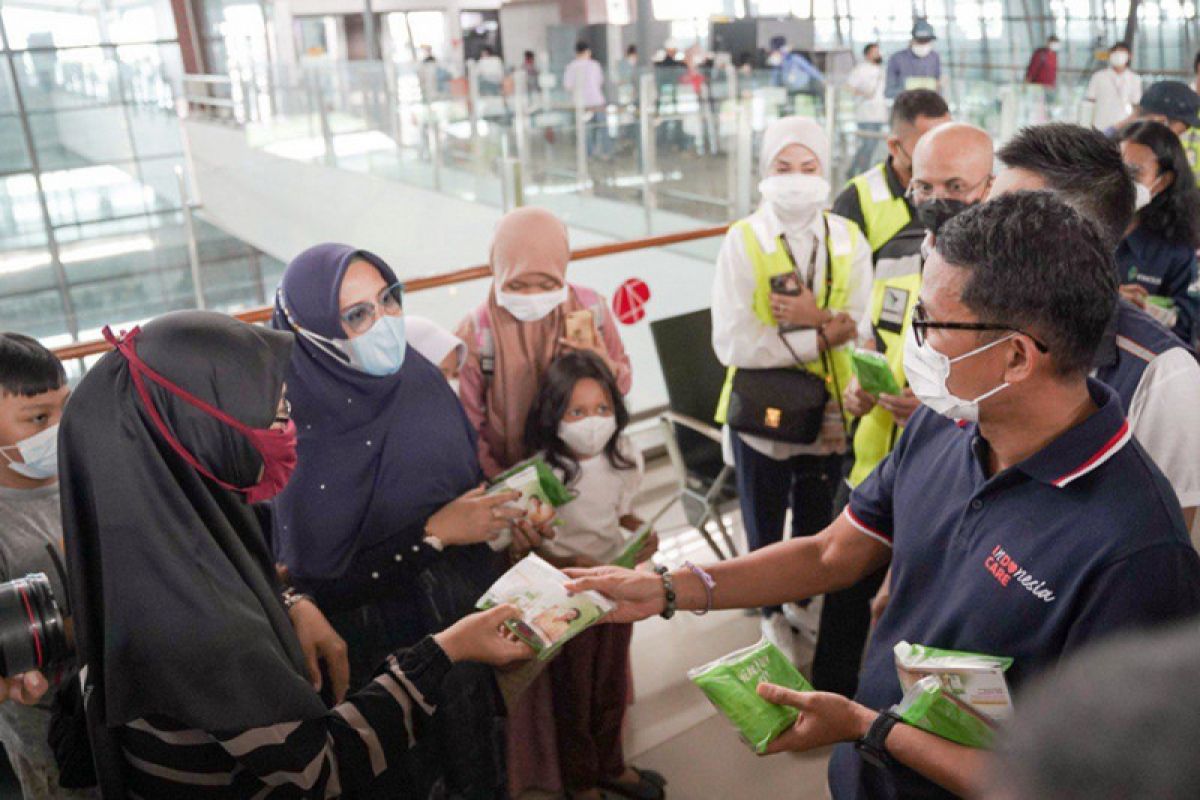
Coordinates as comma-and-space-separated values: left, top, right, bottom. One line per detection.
809, 476, 887, 699
731, 434, 842, 617
549, 623, 633, 790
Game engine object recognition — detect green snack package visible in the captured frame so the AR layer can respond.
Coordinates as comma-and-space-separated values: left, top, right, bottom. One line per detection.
851, 348, 901, 397
476, 553, 613, 661
894, 641, 1014, 721
1146, 295, 1175, 310
486, 457, 575, 551
610, 498, 676, 568
688, 639, 814, 753
895, 675, 997, 748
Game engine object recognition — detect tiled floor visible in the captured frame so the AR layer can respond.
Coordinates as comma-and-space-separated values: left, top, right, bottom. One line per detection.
518, 455, 833, 799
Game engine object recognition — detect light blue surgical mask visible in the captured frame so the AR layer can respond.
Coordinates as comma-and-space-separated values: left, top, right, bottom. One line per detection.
346, 314, 407, 376
0, 424, 59, 480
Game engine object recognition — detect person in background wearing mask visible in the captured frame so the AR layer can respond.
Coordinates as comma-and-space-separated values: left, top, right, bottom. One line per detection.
834, 89, 950, 282
61, 311, 535, 797
846, 43, 888, 176
567, 192, 1200, 800
272, 245, 538, 798
475, 45, 505, 95
1117, 121, 1200, 345
563, 41, 612, 159
1085, 42, 1141, 131
0, 333, 94, 799
455, 207, 631, 799
711, 117, 872, 669
1025, 34, 1060, 89
992, 123, 1200, 533
405, 315, 467, 386
832, 122, 994, 690
885, 20, 941, 99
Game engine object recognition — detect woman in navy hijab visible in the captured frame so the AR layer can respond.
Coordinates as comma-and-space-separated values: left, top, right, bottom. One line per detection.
272, 244, 542, 798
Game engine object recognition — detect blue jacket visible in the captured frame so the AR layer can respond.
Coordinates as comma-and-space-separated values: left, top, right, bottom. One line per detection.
1116, 225, 1199, 346
885, 48, 941, 98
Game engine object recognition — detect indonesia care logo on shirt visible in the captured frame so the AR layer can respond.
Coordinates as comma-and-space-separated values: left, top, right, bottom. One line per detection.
985, 545, 1057, 603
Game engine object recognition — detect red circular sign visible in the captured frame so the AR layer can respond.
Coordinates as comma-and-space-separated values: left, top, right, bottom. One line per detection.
612, 278, 651, 325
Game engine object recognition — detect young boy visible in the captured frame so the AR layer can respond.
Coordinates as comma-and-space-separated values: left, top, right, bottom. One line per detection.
0, 332, 91, 799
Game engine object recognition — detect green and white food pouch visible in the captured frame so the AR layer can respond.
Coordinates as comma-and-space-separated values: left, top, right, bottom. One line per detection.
476, 553, 613, 661
895, 675, 997, 748
851, 348, 902, 397
688, 639, 814, 753
609, 497, 675, 568
486, 456, 575, 551
894, 641, 1014, 721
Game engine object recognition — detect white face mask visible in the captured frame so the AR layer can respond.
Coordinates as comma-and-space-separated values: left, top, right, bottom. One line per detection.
1134, 180, 1153, 211
903, 326, 1013, 423
759, 173, 830, 228
496, 285, 568, 323
912, 43, 934, 58
1109, 51, 1130, 68
558, 415, 617, 458
1048, 41, 1061, 52
0, 424, 59, 481
448, 378, 461, 396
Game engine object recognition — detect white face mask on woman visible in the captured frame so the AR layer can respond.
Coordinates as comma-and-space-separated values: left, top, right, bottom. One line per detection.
496, 285, 569, 322
1109, 51, 1130, 68
558, 415, 617, 457
759, 173, 830, 229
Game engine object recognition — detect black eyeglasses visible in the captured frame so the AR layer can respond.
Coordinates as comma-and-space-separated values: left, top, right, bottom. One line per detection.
911, 301, 1049, 352
339, 282, 404, 335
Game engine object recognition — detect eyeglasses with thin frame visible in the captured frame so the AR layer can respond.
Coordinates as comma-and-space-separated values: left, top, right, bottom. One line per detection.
905, 175, 992, 205
911, 301, 1049, 352
340, 282, 404, 335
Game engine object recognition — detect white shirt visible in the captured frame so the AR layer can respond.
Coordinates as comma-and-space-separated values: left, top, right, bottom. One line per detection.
712, 205, 873, 461
1086, 67, 1142, 130
476, 55, 505, 83
847, 61, 887, 123
1124, 347, 1200, 509
563, 57, 606, 108
541, 439, 644, 564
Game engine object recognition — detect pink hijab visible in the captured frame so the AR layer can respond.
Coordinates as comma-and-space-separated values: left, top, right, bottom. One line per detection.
482, 207, 586, 468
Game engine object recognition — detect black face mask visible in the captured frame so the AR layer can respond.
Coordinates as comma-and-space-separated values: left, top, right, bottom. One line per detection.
915, 198, 974, 235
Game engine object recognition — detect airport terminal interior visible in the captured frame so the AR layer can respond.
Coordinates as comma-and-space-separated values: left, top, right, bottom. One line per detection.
1, 0, 1200, 797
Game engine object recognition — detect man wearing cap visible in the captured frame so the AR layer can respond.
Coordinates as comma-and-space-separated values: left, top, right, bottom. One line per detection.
1085, 42, 1142, 131
885, 20, 942, 99
1104, 79, 1200, 139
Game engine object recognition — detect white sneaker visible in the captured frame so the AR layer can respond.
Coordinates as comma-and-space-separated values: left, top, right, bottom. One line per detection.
782, 596, 823, 648
760, 612, 814, 672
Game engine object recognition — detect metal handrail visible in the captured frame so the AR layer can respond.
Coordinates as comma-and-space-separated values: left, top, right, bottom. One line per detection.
51, 223, 729, 363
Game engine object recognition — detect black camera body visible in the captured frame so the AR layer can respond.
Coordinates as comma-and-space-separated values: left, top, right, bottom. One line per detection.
0, 573, 70, 678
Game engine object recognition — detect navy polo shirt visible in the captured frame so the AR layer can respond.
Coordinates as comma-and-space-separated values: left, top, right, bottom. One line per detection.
1093, 300, 1193, 412
1116, 226, 1199, 345
829, 379, 1200, 800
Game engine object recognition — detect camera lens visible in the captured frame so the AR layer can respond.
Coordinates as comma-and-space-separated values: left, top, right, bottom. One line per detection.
0, 574, 69, 678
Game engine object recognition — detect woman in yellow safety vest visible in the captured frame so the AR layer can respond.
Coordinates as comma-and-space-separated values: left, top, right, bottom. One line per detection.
710, 116, 873, 675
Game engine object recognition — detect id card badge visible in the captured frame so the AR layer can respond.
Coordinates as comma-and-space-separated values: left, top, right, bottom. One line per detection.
878, 287, 910, 335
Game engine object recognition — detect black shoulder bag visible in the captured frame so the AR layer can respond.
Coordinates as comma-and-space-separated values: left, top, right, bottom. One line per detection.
726, 223, 843, 444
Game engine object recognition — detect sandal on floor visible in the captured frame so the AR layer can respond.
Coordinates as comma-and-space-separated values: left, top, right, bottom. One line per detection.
597, 769, 667, 800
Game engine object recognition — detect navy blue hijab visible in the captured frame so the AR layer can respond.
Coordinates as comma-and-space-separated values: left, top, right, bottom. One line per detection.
271, 244, 481, 580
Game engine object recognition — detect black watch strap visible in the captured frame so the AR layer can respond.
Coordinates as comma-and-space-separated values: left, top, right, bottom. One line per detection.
855, 709, 903, 770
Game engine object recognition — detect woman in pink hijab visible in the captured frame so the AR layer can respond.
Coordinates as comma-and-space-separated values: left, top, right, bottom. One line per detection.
457, 206, 632, 479
455, 207, 633, 798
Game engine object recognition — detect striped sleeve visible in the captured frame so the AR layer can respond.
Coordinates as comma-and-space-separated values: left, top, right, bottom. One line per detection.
203, 636, 451, 797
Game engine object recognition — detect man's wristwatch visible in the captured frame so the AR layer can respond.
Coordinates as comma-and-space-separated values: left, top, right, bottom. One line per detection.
855, 709, 902, 770
282, 587, 313, 612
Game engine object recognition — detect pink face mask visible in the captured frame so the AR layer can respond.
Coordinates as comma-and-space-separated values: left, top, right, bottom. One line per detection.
103, 326, 298, 504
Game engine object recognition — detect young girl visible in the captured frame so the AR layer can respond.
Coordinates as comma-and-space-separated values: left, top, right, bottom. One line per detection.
524, 351, 666, 800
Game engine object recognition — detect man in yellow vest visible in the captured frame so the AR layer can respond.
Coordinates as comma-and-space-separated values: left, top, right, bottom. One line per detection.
711, 116, 873, 673
814, 122, 994, 699
832, 89, 950, 287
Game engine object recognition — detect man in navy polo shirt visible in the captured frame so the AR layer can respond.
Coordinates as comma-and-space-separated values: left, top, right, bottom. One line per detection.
991, 123, 1200, 530
567, 192, 1200, 799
